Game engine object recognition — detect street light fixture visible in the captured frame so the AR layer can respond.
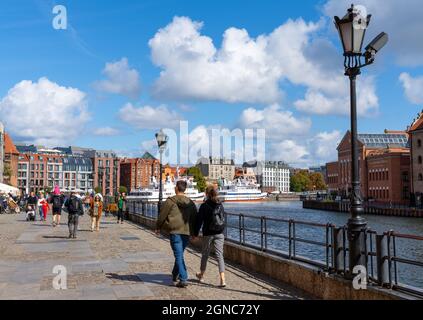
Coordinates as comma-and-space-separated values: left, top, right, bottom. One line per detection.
155, 129, 169, 213
334, 4, 388, 278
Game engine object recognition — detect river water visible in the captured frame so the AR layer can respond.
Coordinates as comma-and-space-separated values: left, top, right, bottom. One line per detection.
223, 201, 423, 290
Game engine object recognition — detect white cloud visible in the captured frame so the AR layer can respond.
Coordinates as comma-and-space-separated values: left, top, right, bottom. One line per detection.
149, 16, 282, 104
93, 127, 120, 136
94, 58, 141, 99
239, 104, 311, 139
309, 130, 342, 162
149, 16, 379, 116
295, 76, 379, 116
0, 77, 89, 146
324, 0, 423, 66
118, 103, 183, 130
399, 73, 423, 105
269, 140, 309, 166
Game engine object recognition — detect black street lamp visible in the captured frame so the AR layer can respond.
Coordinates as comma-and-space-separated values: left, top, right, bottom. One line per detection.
334, 4, 388, 277
155, 129, 169, 213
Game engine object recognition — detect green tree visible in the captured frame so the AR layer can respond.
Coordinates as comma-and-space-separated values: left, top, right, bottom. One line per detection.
94, 186, 102, 194
119, 186, 128, 194
186, 167, 207, 192
290, 171, 312, 192
3, 163, 12, 180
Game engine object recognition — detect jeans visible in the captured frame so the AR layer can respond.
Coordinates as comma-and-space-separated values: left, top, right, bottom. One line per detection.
201, 233, 225, 273
68, 214, 79, 237
39, 207, 43, 220
117, 209, 124, 222
170, 234, 190, 282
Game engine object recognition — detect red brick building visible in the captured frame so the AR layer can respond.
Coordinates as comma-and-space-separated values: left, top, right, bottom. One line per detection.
366, 149, 410, 204
327, 130, 409, 204
325, 161, 339, 193
3, 133, 19, 187
120, 152, 160, 192
92, 150, 120, 196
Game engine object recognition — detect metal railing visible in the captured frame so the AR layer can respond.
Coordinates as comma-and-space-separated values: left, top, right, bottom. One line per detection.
127, 200, 423, 297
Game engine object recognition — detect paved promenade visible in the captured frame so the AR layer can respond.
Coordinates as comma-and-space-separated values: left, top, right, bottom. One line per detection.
0, 212, 312, 300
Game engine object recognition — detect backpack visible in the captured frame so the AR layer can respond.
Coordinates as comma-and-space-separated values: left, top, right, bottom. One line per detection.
207, 203, 225, 232
52, 196, 62, 208
67, 197, 83, 215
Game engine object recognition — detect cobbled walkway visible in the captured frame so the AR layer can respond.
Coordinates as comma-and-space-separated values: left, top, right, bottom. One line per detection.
0, 212, 312, 300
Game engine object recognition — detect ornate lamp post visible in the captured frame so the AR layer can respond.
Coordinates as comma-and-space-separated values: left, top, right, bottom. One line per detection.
334, 4, 388, 277
155, 129, 169, 213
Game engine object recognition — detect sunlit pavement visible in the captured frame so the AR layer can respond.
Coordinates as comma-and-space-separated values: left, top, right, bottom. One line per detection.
0, 212, 312, 300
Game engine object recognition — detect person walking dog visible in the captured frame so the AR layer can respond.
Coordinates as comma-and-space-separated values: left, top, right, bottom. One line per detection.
155, 181, 197, 288
194, 185, 227, 288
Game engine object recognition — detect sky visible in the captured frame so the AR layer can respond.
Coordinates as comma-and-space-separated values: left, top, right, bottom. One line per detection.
0, 0, 423, 168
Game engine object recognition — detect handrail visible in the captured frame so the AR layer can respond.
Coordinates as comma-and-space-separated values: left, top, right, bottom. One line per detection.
126, 199, 423, 297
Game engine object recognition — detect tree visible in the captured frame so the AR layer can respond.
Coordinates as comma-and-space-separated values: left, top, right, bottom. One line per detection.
186, 167, 207, 192
290, 171, 311, 192
119, 186, 128, 194
309, 172, 327, 191
94, 186, 102, 194
3, 163, 12, 180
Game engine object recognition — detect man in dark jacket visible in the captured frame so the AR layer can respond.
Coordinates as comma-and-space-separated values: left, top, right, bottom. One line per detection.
155, 180, 197, 288
26, 192, 38, 220
49, 187, 64, 227
64, 192, 84, 239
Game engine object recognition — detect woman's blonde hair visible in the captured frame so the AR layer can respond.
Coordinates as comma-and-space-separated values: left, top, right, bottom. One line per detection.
205, 185, 219, 203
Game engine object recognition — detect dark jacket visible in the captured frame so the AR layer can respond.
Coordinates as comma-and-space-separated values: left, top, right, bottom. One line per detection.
27, 196, 38, 206
156, 195, 197, 236
64, 196, 84, 215
49, 194, 64, 211
194, 199, 225, 237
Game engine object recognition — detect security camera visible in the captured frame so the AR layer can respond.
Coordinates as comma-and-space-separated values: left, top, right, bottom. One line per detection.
364, 32, 388, 64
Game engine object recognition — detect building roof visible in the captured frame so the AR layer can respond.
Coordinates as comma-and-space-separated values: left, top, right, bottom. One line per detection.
357, 133, 408, 148
16, 144, 38, 153
141, 152, 157, 160
4, 133, 19, 155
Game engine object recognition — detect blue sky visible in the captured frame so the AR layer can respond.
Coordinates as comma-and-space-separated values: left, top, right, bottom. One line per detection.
0, 0, 422, 167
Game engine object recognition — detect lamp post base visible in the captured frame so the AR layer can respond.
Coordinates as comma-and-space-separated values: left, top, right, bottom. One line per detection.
347, 214, 367, 279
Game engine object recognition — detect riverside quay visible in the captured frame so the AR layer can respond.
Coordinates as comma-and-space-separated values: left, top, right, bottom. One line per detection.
1, 1, 423, 315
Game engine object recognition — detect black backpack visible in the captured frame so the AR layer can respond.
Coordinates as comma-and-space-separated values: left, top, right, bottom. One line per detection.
67, 197, 83, 215
52, 196, 62, 208
208, 203, 225, 232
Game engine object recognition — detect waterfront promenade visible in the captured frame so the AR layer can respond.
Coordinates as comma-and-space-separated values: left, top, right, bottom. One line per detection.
0, 212, 311, 300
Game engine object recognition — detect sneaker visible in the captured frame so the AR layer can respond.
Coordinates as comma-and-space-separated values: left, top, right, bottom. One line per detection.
68, 234, 72, 239
175, 281, 188, 288
219, 282, 227, 288
195, 272, 204, 283
172, 275, 179, 285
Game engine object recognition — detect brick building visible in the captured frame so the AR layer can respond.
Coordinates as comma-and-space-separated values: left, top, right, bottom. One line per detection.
197, 157, 235, 182
325, 161, 339, 193
366, 149, 410, 204
0, 122, 4, 183
120, 152, 160, 192
3, 133, 19, 187
336, 130, 409, 199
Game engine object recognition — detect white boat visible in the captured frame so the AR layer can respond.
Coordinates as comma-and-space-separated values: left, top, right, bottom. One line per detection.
127, 175, 205, 203
218, 178, 267, 202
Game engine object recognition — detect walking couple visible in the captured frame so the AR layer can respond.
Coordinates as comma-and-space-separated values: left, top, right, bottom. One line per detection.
156, 181, 226, 288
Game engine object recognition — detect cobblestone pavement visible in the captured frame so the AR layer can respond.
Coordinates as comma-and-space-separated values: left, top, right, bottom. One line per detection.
0, 212, 313, 300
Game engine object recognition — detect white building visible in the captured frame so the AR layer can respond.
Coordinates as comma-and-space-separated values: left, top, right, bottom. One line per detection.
243, 160, 291, 193
197, 157, 236, 182
62, 157, 93, 192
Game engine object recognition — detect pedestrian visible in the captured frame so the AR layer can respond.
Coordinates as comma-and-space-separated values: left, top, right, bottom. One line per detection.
155, 180, 197, 288
117, 192, 127, 224
38, 193, 48, 221
26, 192, 38, 220
89, 194, 103, 232
193, 185, 227, 288
64, 191, 84, 239
49, 186, 64, 227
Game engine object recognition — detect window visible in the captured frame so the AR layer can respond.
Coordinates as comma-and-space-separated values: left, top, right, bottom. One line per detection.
418, 139, 422, 148
419, 156, 422, 164
418, 174, 423, 181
